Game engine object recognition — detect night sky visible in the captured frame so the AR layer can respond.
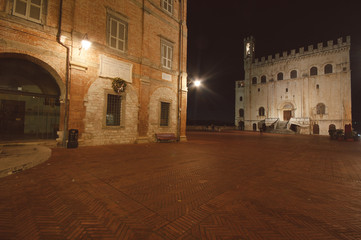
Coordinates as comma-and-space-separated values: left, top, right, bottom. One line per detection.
186, 0, 361, 128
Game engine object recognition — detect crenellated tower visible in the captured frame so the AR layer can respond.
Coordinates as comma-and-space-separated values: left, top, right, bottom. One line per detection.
244, 36, 255, 65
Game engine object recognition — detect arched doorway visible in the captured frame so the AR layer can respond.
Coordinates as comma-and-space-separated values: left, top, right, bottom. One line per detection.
282, 103, 294, 121
0, 57, 61, 140
253, 123, 257, 131
313, 124, 320, 135
238, 121, 244, 130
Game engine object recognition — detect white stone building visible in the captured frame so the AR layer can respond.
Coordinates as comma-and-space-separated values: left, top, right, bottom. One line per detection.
235, 36, 352, 135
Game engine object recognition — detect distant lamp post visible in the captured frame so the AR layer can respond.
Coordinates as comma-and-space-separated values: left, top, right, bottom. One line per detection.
80, 33, 92, 52
194, 79, 201, 87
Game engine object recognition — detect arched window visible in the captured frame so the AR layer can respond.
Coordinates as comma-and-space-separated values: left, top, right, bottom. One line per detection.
325, 64, 333, 74
310, 67, 318, 76
259, 107, 265, 116
290, 70, 297, 79
239, 108, 244, 117
239, 96, 243, 101
277, 72, 283, 80
252, 77, 257, 85
316, 103, 326, 114
261, 75, 266, 84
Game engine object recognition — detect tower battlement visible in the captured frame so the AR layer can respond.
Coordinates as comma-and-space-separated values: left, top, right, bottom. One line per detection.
252, 36, 350, 65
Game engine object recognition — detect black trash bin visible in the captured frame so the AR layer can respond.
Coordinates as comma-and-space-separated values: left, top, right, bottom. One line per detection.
67, 129, 78, 148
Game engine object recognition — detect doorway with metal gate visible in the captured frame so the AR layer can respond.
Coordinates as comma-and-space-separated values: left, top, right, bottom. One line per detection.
0, 57, 61, 140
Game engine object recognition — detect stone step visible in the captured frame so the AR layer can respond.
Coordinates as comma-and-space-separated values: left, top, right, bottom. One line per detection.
268, 129, 296, 135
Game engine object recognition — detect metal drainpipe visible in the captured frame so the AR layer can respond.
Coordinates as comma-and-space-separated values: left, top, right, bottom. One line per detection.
177, 0, 183, 141
56, 0, 70, 147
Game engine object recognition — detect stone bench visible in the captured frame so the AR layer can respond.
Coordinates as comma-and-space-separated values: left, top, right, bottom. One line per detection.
155, 133, 177, 142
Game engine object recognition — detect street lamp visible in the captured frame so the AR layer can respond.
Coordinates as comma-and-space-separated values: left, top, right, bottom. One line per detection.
80, 33, 92, 53
194, 79, 201, 87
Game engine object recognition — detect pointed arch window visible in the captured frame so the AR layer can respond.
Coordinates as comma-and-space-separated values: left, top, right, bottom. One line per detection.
316, 103, 326, 115
310, 67, 318, 76
325, 64, 333, 74
290, 70, 297, 79
261, 75, 266, 84
259, 107, 265, 116
252, 77, 257, 85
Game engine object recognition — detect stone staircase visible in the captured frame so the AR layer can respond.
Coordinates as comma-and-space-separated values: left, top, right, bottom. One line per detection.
267, 120, 295, 135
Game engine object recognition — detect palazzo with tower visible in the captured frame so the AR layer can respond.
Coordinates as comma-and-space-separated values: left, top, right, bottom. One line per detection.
235, 36, 352, 135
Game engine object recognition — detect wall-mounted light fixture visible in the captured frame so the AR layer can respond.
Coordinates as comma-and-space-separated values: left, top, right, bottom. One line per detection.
80, 33, 92, 52
60, 35, 67, 44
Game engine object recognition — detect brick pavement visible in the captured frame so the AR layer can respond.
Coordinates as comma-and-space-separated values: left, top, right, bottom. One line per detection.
1, 131, 361, 239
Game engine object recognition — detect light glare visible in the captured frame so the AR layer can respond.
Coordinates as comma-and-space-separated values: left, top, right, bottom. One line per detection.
81, 39, 92, 50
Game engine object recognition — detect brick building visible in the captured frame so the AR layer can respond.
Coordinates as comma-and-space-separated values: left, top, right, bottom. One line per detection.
0, 0, 188, 145
235, 36, 352, 135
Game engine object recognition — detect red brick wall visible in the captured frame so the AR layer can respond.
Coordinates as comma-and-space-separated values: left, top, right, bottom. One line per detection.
0, 0, 188, 144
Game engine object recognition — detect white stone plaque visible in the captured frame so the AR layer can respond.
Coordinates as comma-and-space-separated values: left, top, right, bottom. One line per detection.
100, 55, 133, 83
162, 72, 172, 81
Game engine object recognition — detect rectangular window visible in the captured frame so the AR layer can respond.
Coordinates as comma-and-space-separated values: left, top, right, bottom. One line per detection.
161, 42, 173, 69
160, 102, 170, 126
162, 0, 173, 14
108, 15, 127, 52
106, 94, 122, 126
13, 0, 42, 23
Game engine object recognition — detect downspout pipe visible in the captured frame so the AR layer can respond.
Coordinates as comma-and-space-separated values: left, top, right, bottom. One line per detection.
177, 0, 183, 141
56, 0, 70, 147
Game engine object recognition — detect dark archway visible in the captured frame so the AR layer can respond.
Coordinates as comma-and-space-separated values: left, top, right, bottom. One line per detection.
0, 57, 61, 140
253, 123, 257, 131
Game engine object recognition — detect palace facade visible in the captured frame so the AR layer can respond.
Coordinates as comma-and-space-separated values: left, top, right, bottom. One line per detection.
235, 36, 351, 135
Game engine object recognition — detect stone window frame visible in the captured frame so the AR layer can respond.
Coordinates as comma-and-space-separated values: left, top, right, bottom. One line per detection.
261, 75, 267, 84
12, 0, 45, 24
290, 70, 298, 79
159, 101, 171, 127
106, 10, 129, 53
103, 90, 126, 128
258, 107, 265, 117
277, 72, 283, 81
161, 38, 174, 70
324, 64, 333, 74
310, 66, 318, 76
251, 77, 257, 85
316, 103, 326, 115
161, 0, 174, 15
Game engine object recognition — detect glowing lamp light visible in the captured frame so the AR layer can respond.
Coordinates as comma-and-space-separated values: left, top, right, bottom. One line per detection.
81, 39, 92, 50
194, 80, 201, 87
80, 33, 92, 51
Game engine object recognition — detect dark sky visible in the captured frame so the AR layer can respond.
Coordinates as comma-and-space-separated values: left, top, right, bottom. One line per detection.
186, 0, 361, 125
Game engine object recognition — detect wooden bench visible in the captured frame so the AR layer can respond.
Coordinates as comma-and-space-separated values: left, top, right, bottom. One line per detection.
155, 133, 177, 142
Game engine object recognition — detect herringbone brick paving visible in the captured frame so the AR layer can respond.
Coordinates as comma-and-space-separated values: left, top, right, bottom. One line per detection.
1, 131, 361, 239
